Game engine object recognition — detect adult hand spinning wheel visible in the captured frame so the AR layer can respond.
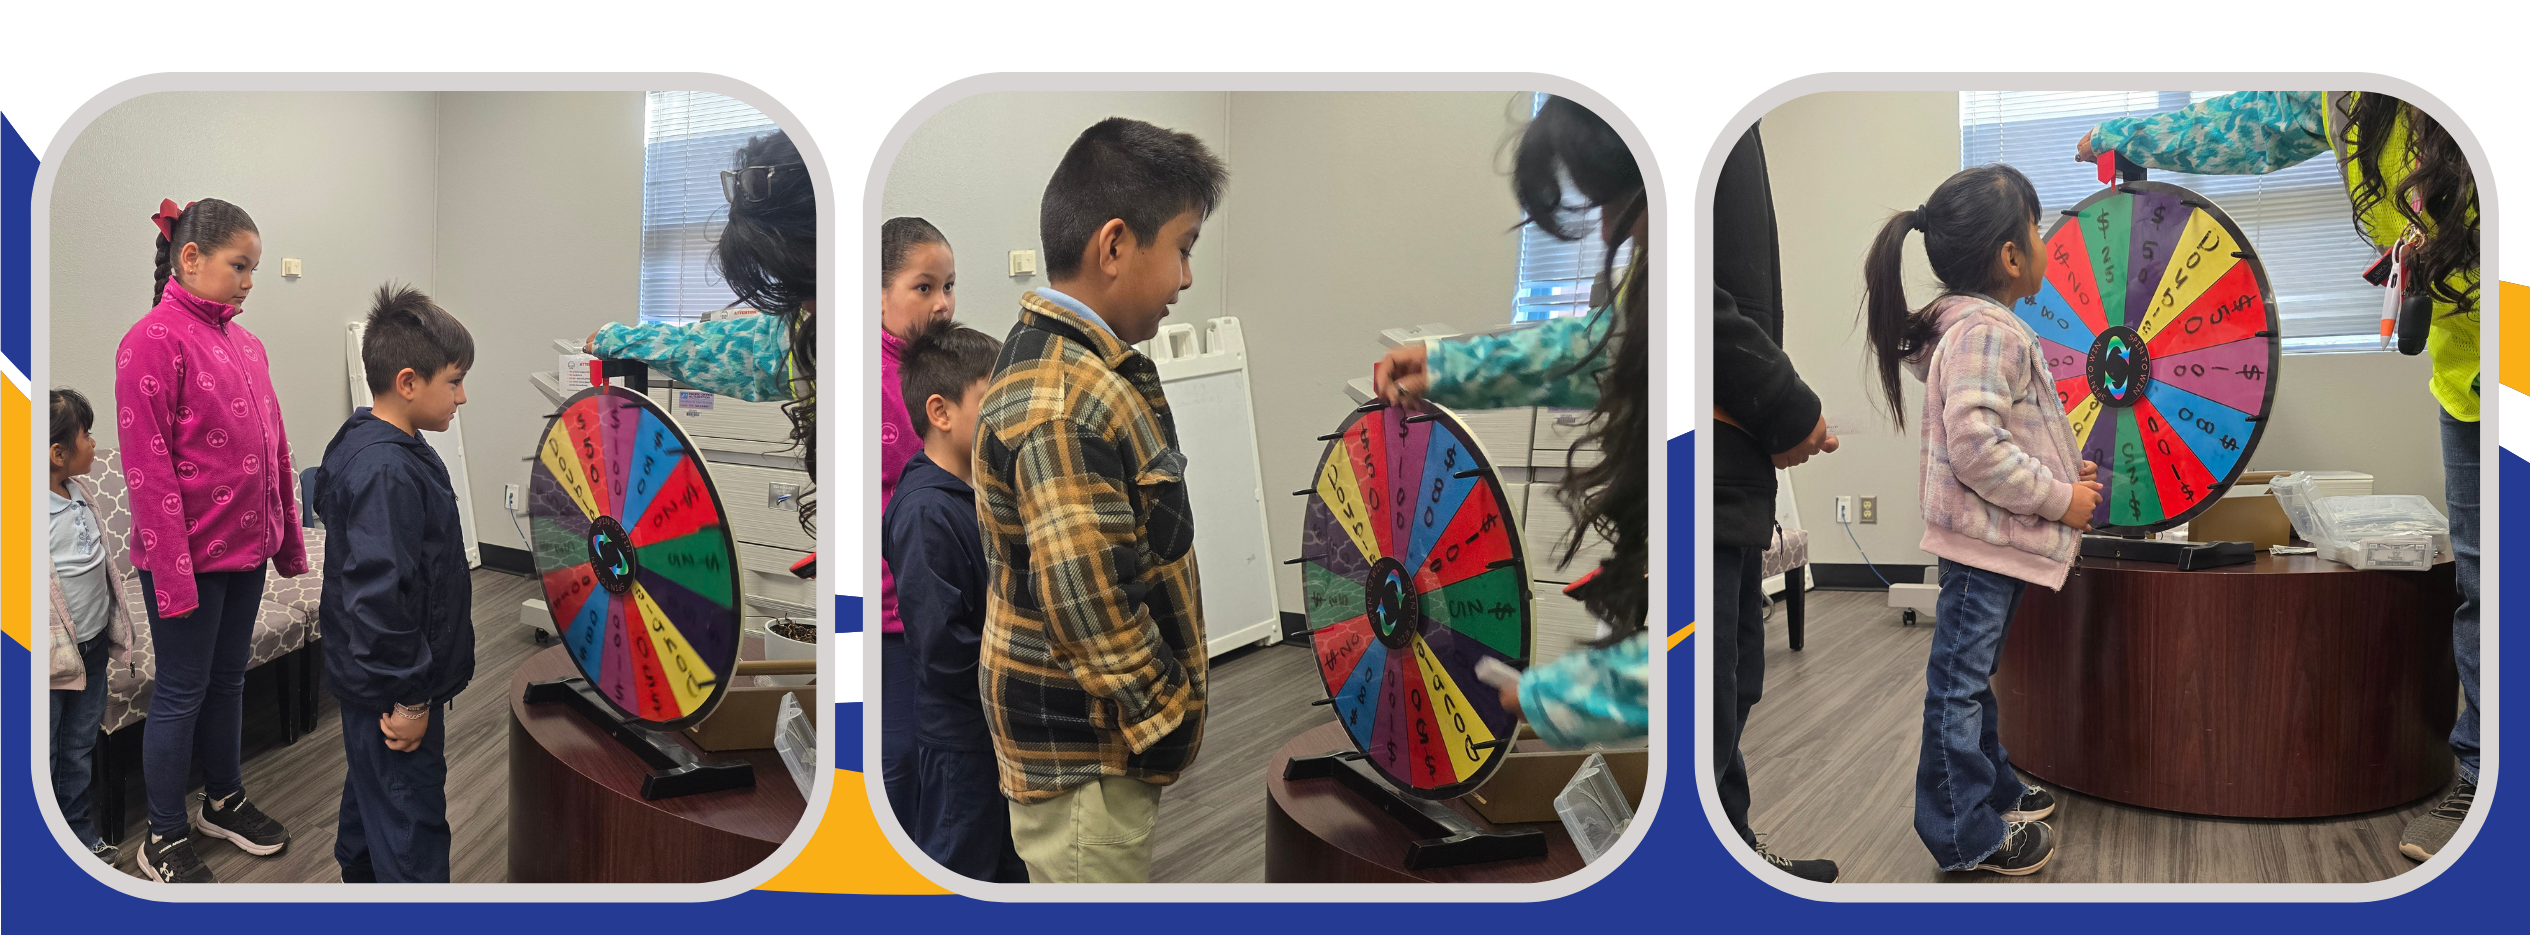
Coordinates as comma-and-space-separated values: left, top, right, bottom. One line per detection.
525, 361, 753, 799
2017, 178, 2280, 536
1287, 399, 1543, 869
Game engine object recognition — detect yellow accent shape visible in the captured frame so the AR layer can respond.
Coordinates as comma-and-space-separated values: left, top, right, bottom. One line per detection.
2133, 209, 2240, 343
629, 584, 718, 716
2501, 281, 2527, 398
2066, 393, 2105, 447
6, 382, 29, 649
1313, 440, 1384, 563
757, 770, 953, 895
1667, 621, 1695, 651
538, 424, 604, 521
1409, 633, 1498, 782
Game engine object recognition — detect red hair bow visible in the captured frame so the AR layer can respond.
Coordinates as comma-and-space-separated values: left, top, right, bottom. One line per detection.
150, 199, 194, 240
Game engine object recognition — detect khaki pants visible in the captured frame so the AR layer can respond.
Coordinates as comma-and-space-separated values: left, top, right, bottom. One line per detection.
1006, 776, 1162, 883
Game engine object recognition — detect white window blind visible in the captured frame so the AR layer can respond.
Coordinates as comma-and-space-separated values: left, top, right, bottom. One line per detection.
1961, 91, 2383, 353
641, 91, 778, 325
1511, 93, 1632, 323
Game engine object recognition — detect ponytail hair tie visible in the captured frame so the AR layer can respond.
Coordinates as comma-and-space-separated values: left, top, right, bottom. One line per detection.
1910, 205, 1929, 232
150, 199, 193, 241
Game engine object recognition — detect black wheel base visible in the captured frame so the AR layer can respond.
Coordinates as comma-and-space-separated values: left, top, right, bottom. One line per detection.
1902, 609, 1918, 627
525, 676, 754, 800
1284, 751, 1545, 870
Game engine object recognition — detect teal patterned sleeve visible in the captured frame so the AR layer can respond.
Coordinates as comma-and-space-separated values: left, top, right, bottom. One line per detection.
2090, 91, 2331, 176
1519, 630, 1650, 748
592, 314, 793, 402
1422, 308, 1609, 411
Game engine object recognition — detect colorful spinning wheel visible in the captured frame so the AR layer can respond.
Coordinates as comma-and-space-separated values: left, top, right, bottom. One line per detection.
1300, 402, 1532, 800
529, 385, 744, 730
2017, 180, 2281, 535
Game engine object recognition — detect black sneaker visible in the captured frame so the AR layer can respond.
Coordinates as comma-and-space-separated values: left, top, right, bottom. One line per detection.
1972, 820, 2056, 875
1754, 835, 1840, 882
139, 834, 216, 883
2003, 784, 2056, 822
195, 792, 290, 856
2400, 779, 2475, 861
89, 841, 120, 865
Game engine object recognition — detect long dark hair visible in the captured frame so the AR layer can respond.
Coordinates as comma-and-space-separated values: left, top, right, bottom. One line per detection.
714, 130, 819, 536
2348, 94, 2479, 316
153, 198, 257, 305
1511, 96, 1647, 646
1861, 165, 2042, 426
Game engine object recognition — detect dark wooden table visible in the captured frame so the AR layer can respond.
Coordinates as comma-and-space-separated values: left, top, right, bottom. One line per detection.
507, 645, 807, 882
1264, 721, 1584, 883
1998, 551, 2458, 818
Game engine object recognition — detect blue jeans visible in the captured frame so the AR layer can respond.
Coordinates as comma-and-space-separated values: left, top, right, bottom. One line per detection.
2442, 410, 2481, 783
50, 633, 112, 849
1915, 558, 2031, 870
138, 566, 265, 839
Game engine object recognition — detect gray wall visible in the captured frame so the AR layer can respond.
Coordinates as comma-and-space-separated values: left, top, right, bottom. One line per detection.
50, 92, 442, 458
50, 91, 648, 553
1760, 92, 2447, 570
880, 91, 1533, 615
433, 91, 645, 552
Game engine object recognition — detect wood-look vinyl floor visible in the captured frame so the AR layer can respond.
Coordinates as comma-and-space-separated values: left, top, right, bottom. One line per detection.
1150, 641, 1331, 883
1741, 589, 2444, 884
103, 570, 544, 884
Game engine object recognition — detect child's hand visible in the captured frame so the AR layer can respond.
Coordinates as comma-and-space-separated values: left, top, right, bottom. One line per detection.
1374, 344, 1431, 409
2062, 480, 2105, 531
1497, 685, 1524, 723
1771, 417, 1840, 468
379, 708, 429, 753
2079, 460, 2098, 483
582, 328, 601, 356
2075, 130, 2099, 164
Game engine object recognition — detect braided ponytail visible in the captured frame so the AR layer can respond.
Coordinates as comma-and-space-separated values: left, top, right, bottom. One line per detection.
150, 198, 259, 306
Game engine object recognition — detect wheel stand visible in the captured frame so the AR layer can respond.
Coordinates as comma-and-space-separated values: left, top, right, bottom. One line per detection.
1284, 751, 1546, 870
525, 676, 753, 800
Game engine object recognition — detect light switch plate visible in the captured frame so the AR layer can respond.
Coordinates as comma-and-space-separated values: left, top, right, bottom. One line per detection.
1008, 249, 1037, 276
281, 258, 303, 278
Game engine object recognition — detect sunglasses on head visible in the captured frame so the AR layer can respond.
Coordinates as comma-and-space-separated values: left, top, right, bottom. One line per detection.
721, 165, 787, 205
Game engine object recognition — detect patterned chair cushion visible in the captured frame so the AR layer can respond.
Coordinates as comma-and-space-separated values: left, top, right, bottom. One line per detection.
1761, 525, 1810, 580
91, 451, 327, 735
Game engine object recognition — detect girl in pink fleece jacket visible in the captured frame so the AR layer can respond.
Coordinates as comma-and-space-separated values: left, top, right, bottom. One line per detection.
1862, 166, 2100, 878
118, 198, 302, 882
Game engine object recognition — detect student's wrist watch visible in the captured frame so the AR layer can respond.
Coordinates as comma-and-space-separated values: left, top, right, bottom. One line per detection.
394, 702, 430, 720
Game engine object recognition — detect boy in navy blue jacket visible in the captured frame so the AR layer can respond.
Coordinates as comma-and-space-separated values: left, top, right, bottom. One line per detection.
313, 284, 476, 883
881, 320, 1025, 882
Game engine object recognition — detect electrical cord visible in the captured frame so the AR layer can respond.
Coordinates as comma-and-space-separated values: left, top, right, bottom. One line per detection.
1841, 517, 1894, 588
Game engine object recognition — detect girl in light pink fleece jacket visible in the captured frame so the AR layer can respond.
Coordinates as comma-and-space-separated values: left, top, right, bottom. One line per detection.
1862, 166, 2100, 877
117, 198, 303, 880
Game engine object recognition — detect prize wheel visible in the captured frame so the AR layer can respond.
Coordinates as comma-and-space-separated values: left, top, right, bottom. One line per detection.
528, 385, 744, 730
2018, 180, 2281, 535
1299, 402, 1532, 800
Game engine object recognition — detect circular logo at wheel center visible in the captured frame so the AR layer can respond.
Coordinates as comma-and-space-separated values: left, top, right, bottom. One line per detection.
587, 516, 639, 594
2087, 325, 2150, 409
1366, 557, 1416, 648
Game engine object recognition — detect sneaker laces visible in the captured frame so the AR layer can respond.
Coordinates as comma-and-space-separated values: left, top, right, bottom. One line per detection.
2428, 782, 2476, 822
1752, 833, 1797, 870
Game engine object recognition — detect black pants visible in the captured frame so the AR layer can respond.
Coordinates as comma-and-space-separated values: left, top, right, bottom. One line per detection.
913, 745, 1029, 882
1712, 545, 1766, 848
880, 632, 921, 833
137, 566, 265, 839
335, 702, 450, 883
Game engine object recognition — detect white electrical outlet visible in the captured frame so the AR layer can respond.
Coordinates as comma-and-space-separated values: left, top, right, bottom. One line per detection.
1835, 495, 1854, 524
504, 483, 521, 512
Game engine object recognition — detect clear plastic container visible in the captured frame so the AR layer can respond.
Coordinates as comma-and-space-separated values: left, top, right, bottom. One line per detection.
1555, 752, 1633, 864
772, 692, 817, 798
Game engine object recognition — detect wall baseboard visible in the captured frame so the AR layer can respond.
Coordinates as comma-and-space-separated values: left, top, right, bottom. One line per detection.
1808, 562, 1929, 590
479, 542, 535, 578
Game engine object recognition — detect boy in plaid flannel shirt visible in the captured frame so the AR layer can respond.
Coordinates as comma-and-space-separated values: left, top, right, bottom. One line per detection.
974, 117, 1226, 883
